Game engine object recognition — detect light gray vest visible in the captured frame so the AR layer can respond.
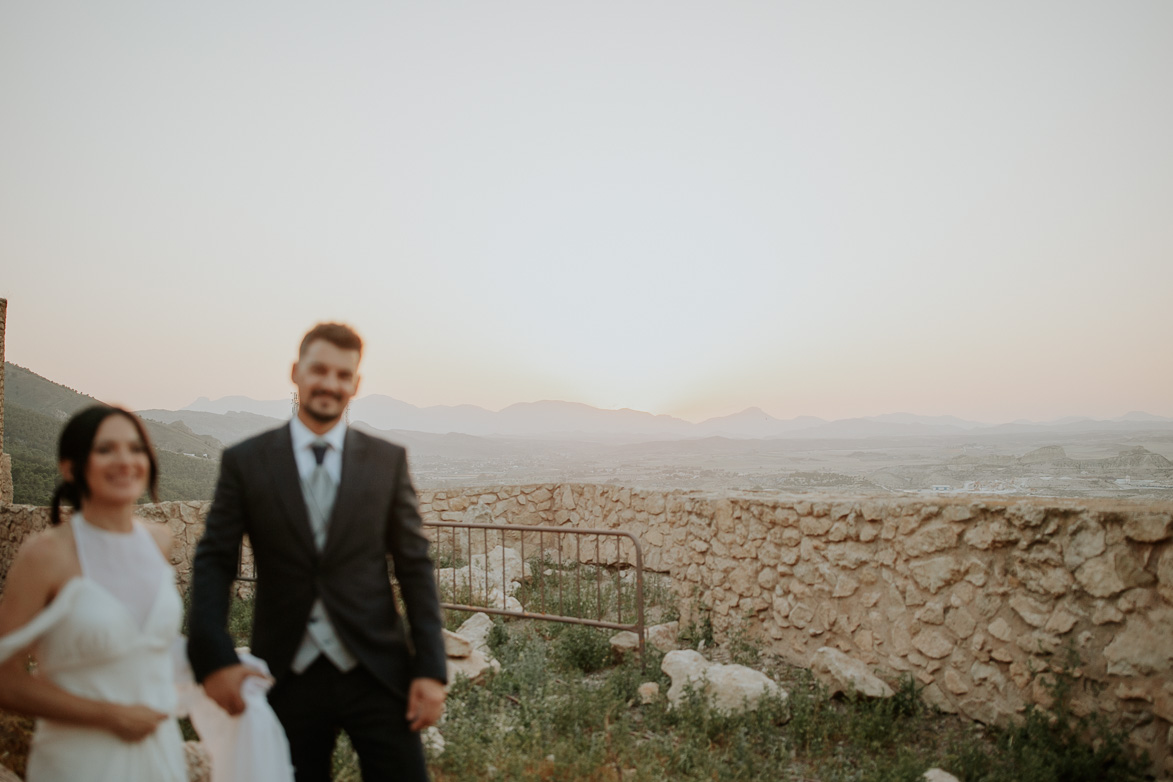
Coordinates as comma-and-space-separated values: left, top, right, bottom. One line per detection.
290, 443, 358, 673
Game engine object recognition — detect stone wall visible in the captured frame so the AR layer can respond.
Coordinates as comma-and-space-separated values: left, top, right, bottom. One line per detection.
2, 485, 1171, 771
417, 484, 1173, 772
0, 505, 50, 585
0, 502, 206, 592
0, 298, 12, 504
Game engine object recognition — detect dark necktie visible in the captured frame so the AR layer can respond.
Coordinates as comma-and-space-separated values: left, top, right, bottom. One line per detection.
311, 442, 328, 466
306, 440, 335, 548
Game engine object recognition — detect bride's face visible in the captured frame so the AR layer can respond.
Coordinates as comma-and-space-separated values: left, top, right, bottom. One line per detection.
84, 415, 151, 506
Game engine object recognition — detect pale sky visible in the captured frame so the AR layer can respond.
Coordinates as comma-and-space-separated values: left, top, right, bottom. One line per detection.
2, 1, 1171, 424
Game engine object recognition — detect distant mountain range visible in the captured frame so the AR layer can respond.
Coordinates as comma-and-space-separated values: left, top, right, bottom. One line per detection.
7, 361, 1173, 501
182, 393, 1173, 443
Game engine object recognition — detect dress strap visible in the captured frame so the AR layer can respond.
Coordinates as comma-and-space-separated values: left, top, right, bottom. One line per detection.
69, 512, 93, 578
0, 579, 85, 665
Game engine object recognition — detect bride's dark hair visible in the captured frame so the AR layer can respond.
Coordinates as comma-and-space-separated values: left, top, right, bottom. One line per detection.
51, 405, 160, 525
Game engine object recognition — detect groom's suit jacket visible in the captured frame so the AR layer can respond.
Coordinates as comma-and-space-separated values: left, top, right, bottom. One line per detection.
187, 424, 447, 697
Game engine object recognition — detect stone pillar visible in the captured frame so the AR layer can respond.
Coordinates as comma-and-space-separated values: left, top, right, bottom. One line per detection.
0, 298, 11, 504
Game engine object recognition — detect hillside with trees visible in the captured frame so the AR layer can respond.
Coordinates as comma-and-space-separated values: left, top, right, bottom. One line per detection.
5, 404, 60, 505
3, 363, 220, 504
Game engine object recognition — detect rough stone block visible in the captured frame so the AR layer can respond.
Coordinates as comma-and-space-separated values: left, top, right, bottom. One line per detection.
1009, 594, 1052, 628
912, 628, 954, 659
1123, 513, 1172, 543
1104, 607, 1173, 676
810, 646, 894, 698
1075, 554, 1127, 598
904, 524, 961, 558
0, 454, 13, 505
909, 556, 963, 594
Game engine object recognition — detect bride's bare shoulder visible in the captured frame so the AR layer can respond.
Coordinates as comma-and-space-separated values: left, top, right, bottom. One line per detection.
0, 526, 79, 630
13, 524, 76, 575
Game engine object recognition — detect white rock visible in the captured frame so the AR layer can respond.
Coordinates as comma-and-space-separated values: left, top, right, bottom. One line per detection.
638, 682, 660, 704
662, 649, 710, 699
923, 770, 961, 782
442, 629, 474, 659
455, 612, 495, 654
646, 622, 680, 652
183, 740, 211, 782
611, 623, 679, 657
447, 648, 499, 684
470, 545, 532, 587
437, 563, 523, 599
810, 647, 895, 699
422, 726, 446, 756
487, 589, 523, 613
706, 664, 785, 715
661, 649, 786, 715
611, 631, 640, 657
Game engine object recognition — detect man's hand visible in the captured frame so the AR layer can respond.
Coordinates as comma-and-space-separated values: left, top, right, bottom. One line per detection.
104, 703, 167, 742
202, 663, 266, 716
406, 677, 446, 732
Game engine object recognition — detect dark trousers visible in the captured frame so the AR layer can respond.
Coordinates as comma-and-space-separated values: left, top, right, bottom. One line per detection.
268, 656, 429, 782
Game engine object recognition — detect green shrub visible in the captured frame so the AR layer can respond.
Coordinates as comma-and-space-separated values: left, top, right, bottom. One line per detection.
946, 648, 1149, 782
986, 689, 1148, 781
552, 624, 613, 674
678, 604, 714, 649
227, 592, 254, 646
486, 617, 509, 655
728, 613, 763, 666
182, 594, 1151, 782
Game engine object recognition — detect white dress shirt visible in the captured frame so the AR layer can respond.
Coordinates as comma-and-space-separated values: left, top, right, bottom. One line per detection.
289, 415, 346, 484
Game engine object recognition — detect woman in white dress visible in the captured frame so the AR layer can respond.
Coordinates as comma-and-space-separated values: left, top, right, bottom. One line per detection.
0, 405, 186, 781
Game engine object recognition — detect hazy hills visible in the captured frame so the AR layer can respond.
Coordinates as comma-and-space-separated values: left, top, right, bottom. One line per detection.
6, 361, 1173, 502
185, 392, 1173, 442
952, 444, 1173, 474
136, 408, 283, 448
174, 393, 1173, 499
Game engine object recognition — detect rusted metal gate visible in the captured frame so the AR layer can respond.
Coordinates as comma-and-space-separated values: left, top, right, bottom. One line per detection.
235, 521, 647, 660
424, 520, 646, 661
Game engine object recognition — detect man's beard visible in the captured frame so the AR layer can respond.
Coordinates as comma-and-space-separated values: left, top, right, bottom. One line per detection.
304, 393, 345, 423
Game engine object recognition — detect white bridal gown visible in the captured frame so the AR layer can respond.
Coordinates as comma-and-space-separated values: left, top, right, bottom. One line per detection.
0, 513, 186, 782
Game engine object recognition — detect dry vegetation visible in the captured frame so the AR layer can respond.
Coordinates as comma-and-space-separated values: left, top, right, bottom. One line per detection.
0, 712, 33, 778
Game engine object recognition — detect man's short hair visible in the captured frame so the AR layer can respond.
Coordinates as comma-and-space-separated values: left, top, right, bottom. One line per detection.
299, 322, 364, 358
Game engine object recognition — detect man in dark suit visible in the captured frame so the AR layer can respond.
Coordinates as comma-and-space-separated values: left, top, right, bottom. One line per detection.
188, 323, 447, 782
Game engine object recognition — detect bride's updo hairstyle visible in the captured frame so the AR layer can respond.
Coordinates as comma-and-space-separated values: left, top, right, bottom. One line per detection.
51, 405, 160, 525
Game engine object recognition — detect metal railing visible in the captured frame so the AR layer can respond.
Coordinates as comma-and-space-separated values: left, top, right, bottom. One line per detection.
424, 520, 646, 662
234, 522, 647, 661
